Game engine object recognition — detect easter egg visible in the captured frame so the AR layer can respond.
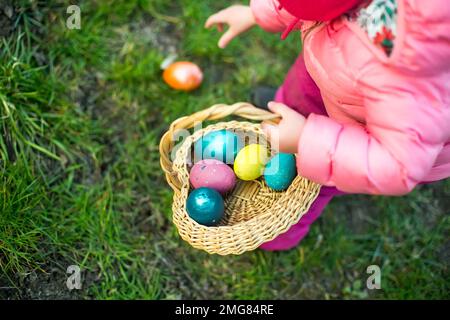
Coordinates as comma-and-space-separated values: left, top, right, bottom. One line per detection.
194, 130, 242, 164
190, 159, 236, 194
163, 61, 203, 91
186, 187, 224, 226
233, 144, 269, 181
264, 153, 297, 191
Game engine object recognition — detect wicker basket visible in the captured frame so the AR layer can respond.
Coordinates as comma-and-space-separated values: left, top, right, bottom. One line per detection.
159, 102, 321, 255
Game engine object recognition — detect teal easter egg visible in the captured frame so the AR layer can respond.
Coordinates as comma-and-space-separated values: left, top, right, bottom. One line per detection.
264, 153, 297, 191
194, 130, 242, 164
186, 187, 224, 226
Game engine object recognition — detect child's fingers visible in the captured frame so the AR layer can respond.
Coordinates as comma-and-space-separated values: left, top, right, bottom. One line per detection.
267, 101, 295, 118
261, 123, 280, 147
205, 15, 216, 28
267, 101, 283, 115
218, 29, 236, 48
205, 15, 224, 32
205, 13, 225, 28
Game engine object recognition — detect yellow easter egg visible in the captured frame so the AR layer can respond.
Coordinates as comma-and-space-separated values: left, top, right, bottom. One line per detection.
233, 144, 269, 181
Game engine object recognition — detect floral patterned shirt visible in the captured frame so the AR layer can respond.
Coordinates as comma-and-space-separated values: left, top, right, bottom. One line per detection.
347, 0, 398, 56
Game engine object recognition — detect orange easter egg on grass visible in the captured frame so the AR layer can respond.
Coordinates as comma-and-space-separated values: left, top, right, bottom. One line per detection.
163, 61, 203, 91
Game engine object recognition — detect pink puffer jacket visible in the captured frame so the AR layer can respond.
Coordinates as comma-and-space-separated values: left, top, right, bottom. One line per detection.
250, 0, 450, 195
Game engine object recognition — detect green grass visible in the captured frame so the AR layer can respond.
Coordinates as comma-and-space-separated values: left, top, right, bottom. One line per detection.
0, 0, 449, 299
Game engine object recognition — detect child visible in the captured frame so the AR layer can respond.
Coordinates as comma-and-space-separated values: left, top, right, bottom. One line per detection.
205, 0, 450, 250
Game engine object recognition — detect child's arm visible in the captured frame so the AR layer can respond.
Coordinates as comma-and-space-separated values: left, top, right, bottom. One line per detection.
295, 70, 449, 195
265, 71, 449, 195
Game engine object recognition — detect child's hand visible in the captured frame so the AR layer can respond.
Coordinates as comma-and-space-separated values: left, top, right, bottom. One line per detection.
262, 102, 306, 154
205, 5, 256, 49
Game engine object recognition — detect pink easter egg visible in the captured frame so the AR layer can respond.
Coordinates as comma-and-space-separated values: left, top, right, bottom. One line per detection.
189, 159, 236, 194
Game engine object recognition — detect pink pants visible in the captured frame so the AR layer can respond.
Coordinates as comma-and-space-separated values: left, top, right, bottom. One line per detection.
260, 55, 345, 251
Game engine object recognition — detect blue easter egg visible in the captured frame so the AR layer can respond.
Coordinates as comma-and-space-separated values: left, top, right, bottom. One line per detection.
194, 130, 242, 164
186, 187, 224, 226
264, 153, 297, 191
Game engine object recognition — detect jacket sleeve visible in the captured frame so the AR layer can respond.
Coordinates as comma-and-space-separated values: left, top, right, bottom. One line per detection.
296, 67, 450, 195
250, 0, 298, 33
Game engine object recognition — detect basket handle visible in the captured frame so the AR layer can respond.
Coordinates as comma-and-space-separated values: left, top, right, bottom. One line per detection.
159, 102, 280, 192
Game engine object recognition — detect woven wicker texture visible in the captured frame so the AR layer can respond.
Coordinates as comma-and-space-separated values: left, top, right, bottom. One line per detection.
159, 102, 321, 255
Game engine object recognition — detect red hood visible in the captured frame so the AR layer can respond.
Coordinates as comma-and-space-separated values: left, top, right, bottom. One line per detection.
279, 0, 363, 22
